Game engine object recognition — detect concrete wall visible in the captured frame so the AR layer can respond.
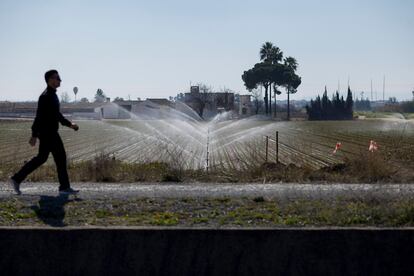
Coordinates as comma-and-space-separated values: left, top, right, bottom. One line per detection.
0, 228, 413, 276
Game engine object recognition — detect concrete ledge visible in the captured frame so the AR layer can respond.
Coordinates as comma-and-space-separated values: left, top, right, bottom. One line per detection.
0, 228, 413, 275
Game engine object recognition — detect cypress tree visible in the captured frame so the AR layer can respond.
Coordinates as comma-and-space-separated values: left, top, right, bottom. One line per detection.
321, 86, 329, 119
307, 86, 354, 120
345, 86, 354, 119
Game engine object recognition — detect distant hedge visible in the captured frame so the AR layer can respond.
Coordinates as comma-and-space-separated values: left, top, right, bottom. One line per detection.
306, 86, 353, 120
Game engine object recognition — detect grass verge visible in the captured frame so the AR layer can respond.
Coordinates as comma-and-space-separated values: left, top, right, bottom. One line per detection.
0, 196, 413, 227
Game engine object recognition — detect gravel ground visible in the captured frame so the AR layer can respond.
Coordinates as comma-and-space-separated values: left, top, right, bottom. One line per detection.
1, 182, 414, 200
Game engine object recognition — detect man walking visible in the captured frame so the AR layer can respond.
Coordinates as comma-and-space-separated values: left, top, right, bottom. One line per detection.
9, 70, 79, 195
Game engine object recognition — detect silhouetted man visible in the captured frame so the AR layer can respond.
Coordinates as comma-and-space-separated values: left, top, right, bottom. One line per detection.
9, 70, 79, 195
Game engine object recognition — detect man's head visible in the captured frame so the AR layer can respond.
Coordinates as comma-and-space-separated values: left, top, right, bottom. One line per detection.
44, 69, 61, 89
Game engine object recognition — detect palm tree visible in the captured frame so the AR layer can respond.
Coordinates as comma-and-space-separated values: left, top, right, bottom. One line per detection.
259, 42, 272, 115
260, 42, 274, 63
284, 57, 299, 120
284, 56, 298, 71
260, 42, 283, 116
260, 42, 283, 64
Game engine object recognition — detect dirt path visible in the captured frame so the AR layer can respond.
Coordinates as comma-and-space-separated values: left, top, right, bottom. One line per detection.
1, 182, 414, 200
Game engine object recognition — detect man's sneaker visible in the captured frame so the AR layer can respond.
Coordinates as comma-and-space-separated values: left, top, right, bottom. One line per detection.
9, 178, 21, 195
59, 187, 79, 195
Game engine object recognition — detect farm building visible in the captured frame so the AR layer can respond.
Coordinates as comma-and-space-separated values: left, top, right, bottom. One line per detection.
238, 95, 253, 117
98, 98, 180, 120
98, 99, 143, 119
176, 86, 254, 118
0, 101, 102, 119
178, 86, 236, 118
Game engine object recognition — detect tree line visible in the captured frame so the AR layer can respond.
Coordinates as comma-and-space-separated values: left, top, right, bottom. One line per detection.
354, 98, 371, 111
306, 86, 354, 120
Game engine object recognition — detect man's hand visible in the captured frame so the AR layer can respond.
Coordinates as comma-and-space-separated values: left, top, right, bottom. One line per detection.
29, 137, 37, 147
70, 123, 79, 131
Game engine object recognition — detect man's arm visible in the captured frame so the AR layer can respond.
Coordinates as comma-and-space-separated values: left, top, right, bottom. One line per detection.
58, 111, 72, 127
58, 112, 79, 131
31, 95, 45, 138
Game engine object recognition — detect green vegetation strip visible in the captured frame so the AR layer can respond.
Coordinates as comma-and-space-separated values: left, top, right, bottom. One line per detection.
0, 196, 413, 227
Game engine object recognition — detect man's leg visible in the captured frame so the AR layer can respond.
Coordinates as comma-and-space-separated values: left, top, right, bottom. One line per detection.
50, 133, 71, 191
12, 137, 50, 184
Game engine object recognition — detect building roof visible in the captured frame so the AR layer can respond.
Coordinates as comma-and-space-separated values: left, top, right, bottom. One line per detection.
113, 100, 143, 104
146, 98, 173, 107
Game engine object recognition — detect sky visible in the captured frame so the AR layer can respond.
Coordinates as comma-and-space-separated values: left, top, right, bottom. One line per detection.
0, 0, 413, 102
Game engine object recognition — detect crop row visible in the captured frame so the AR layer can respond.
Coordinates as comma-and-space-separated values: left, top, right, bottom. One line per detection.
1, 119, 412, 170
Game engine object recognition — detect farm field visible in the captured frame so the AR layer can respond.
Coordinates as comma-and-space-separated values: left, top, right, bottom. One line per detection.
1, 117, 413, 171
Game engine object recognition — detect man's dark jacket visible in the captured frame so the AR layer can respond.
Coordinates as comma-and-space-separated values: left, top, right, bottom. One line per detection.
31, 86, 71, 138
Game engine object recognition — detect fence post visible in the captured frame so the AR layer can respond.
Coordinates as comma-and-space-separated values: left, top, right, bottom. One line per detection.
206, 128, 210, 172
275, 131, 279, 164
265, 136, 269, 162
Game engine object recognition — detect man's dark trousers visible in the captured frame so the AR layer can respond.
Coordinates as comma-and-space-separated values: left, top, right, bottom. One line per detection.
12, 132, 70, 190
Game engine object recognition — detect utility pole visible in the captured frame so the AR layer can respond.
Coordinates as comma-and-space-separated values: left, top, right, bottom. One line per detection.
383, 75, 385, 102
370, 79, 373, 101
338, 79, 340, 93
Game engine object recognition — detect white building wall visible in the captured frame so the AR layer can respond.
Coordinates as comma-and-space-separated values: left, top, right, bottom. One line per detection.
239, 95, 252, 116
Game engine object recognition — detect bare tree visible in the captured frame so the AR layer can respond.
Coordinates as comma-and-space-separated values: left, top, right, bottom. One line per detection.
251, 88, 263, 114
193, 83, 213, 118
94, 88, 106, 103
60, 91, 71, 103
219, 87, 234, 93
